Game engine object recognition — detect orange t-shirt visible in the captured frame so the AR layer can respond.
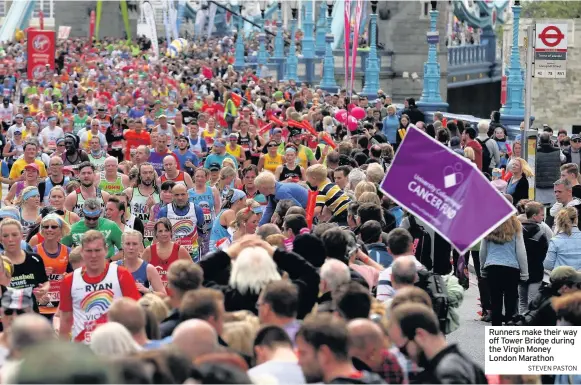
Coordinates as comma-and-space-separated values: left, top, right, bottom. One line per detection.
35, 243, 72, 314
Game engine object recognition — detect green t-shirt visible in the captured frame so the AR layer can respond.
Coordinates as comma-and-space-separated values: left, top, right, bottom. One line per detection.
61, 218, 123, 259
73, 114, 89, 134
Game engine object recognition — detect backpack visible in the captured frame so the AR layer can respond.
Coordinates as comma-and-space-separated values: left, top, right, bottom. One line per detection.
476, 138, 492, 173
415, 269, 450, 333
407, 216, 433, 270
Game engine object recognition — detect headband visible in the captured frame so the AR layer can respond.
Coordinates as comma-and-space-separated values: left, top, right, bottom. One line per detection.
83, 208, 102, 217
285, 147, 297, 154
42, 213, 63, 227
22, 188, 40, 201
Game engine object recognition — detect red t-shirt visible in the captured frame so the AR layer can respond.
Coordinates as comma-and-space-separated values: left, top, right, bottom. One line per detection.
59, 263, 141, 312
466, 139, 483, 171
124, 130, 151, 161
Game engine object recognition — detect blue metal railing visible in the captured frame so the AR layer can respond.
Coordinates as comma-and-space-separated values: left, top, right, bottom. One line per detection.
447, 44, 487, 66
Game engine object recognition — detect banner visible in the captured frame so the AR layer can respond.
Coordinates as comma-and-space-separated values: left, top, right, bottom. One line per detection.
379, 127, 516, 254
27, 30, 56, 80
39, 11, 44, 30
207, 2, 218, 39
58, 26, 71, 40
161, 0, 171, 49
350, 0, 363, 93
142, 1, 159, 58
305, 190, 318, 228
344, 0, 351, 92
89, 10, 96, 44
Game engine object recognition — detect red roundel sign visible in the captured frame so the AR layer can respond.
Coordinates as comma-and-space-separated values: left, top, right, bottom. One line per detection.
538, 25, 565, 48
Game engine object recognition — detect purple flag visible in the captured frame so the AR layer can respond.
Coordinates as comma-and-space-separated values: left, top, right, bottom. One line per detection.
380, 127, 516, 254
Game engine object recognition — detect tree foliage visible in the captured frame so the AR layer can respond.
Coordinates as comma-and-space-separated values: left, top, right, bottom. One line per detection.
521, 1, 581, 19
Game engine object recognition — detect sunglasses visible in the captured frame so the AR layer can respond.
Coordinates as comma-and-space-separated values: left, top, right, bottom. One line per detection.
267, 143, 278, 148
57, 144, 65, 147
84, 216, 100, 221
42, 225, 60, 230
573, 139, 581, 143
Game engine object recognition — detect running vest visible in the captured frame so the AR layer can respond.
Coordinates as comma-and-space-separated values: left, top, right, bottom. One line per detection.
160, 171, 186, 186
167, 203, 199, 262
209, 210, 231, 253
280, 164, 302, 181
149, 243, 180, 288
71, 264, 123, 344
42, 176, 70, 204
89, 152, 107, 172
130, 187, 160, 246
36, 243, 69, 315
189, 186, 216, 232
226, 144, 242, 159
116, 260, 148, 289
98, 172, 125, 194
264, 153, 283, 173
73, 188, 104, 218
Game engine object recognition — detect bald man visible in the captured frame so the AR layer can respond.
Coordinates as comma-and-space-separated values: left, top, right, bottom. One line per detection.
159, 155, 194, 189
172, 319, 218, 361
108, 298, 161, 350
391, 256, 418, 291
347, 319, 405, 384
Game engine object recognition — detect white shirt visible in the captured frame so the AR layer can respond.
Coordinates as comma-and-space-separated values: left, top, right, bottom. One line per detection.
376, 255, 426, 302
40, 126, 64, 150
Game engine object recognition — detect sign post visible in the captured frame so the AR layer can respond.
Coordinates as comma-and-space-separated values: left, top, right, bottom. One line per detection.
535, 23, 568, 78
522, 25, 534, 163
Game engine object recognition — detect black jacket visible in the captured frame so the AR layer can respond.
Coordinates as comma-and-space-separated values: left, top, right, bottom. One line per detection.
515, 283, 558, 326
521, 221, 548, 283
401, 106, 425, 125
328, 370, 386, 384
414, 344, 488, 384
159, 308, 180, 339
199, 248, 320, 319
508, 176, 529, 207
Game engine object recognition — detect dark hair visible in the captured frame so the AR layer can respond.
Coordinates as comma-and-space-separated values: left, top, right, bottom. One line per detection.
360, 220, 383, 244
253, 325, 293, 349
189, 363, 252, 384
22, 141, 38, 151
180, 288, 224, 322
282, 214, 307, 236
292, 234, 326, 268
357, 136, 369, 149
353, 152, 368, 167
334, 282, 371, 320
77, 161, 95, 172
321, 228, 349, 263
160, 180, 176, 191
387, 228, 413, 255
540, 132, 552, 144
446, 121, 458, 137
426, 123, 436, 138
391, 303, 441, 338
296, 313, 350, 361
261, 280, 299, 318
167, 260, 204, 294
334, 165, 352, 179
436, 128, 450, 144
312, 222, 339, 238
370, 145, 382, 158
464, 127, 477, 140
357, 203, 383, 225
326, 151, 340, 166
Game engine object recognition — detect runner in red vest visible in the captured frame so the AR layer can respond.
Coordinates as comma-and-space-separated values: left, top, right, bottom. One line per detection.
58, 230, 140, 344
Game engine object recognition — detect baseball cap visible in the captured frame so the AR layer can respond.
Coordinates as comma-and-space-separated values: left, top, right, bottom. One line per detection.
24, 163, 40, 172
208, 162, 221, 171
62, 166, 75, 175
272, 128, 282, 134
571, 134, 581, 141
550, 266, 581, 285
289, 128, 302, 137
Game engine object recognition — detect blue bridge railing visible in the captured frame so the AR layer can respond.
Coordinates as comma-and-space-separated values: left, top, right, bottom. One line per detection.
448, 44, 487, 67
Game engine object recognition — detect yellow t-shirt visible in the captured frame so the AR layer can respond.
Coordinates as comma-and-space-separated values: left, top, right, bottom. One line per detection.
226, 144, 242, 159
263, 153, 283, 173
9, 159, 48, 180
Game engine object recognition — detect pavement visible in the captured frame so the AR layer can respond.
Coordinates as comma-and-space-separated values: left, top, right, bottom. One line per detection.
447, 270, 487, 367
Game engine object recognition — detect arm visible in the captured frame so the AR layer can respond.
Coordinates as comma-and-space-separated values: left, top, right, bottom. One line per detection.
273, 164, 282, 180
544, 239, 557, 271
142, 246, 152, 263
64, 191, 77, 212
121, 174, 130, 189
212, 187, 221, 213
59, 311, 74, 339
177, 246, 192, 261
479, 240, 488, 275
2, 141, 12, 157
3, 183, 17, 206
515, 231, 529, 281
492, 141, 501, 165
356, 249, 385, 271
184, 172, 194, 189
146, 264, 167, 296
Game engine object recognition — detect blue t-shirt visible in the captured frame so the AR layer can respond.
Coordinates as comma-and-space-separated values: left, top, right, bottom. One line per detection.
204, 153, 238, 169
173, 149, 199, 170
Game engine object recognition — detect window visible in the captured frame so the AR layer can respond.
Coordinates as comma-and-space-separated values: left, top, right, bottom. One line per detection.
420, 1, 430, 20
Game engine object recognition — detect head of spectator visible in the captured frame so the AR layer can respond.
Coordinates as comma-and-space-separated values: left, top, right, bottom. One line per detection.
108, 298, 149, 347
256, 223, 282, 240
561, 163, 580, 185
292, 233, 326, 268
391, 256, 418, 290
167, 260, 204, 310
180, 288, 225, 335
553, 291, 581, 326
172, 319, 219, 361
550, 266, 581, 295
257, 280, 298, 326
333, 282, 372, 320
319, 258, 351, 298
282, 214, 308, 239
386, 228, 414, 258
366, 163, 384, 185
334, 166, 352, 191
90, 322, 143, 358
229, 246, 281, 296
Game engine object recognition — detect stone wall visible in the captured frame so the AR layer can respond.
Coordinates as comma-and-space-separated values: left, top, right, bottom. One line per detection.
502, 18, 581, 133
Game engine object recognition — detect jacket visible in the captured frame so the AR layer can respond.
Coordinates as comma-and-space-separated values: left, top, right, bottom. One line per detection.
520, 221, 549, 282
536, 144, 562, 188
480, 232, 529, 281
544, 227, 581, 271
381, 115, 399, 144
401, 106, 425, 125
414, 344, 488, 384
259, 182, 309, 225
159, 308, 180, 339
366, 242, 393, 267
514, 283, 558, 326
199, 248, 320, 319
507, 176, 529, 207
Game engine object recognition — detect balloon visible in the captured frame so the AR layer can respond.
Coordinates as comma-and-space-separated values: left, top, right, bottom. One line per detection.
334, 109, 347, 124
351, 107, 365, 120
347, 116, 358, 131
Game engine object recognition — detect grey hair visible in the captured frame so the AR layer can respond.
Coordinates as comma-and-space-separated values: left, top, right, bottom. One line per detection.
9, 313, 54, 354
229, 247, 281, 295
320, 259, 350, 292
137, 145, 150, 156
478, 119, 489, 134
554, 177, 572, 190
83, 198, 101, 212
89, 322, 143, 357
391, 256, 417, 286
348, 168, 367, 191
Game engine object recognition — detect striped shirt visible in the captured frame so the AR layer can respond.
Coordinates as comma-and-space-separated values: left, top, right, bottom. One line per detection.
316, 180, 351, 216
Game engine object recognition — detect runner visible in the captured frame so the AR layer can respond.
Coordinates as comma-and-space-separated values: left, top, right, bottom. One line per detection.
87, 136, 108, 172
124, 163, 160, 247
38, 156, 70, 205
64, 162, 110, 218
159, 155, 194, 189
98, 156, 129, 195
58, 230, 140, 343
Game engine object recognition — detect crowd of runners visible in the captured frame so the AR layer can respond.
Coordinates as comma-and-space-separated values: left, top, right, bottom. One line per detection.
0, 32, 579, 384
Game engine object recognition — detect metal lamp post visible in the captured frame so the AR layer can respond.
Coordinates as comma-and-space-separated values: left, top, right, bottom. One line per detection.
285, 2, 299, 82
302, 0, 316, 83
272, 1, 285, 80
315, 1, 327, 56
416, 1, 449, 112
234, 5, 246, 70
361, 1, 380, 99
257, 1, 270, 77
319, 0, 338, 92
500, 0, 525, 125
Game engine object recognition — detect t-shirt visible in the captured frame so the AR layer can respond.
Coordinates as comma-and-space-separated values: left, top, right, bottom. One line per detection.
39, 126, 64, 150
61, 218, 123, 259
58, 263, 141, 312
9, 159, 48, 180
124, 130, 151, 161
204, 153, 238, 169
248, 361, 306, 385
10, 253, 48, 290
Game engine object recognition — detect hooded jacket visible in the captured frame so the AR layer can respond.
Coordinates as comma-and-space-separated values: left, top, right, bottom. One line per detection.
414, 344, 488, 384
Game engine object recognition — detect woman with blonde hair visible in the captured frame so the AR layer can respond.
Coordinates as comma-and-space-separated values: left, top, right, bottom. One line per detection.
354, 181, 377, 200
479, 216, 528, 326
357, 191, 381, 206
138, 293, 170, 324
34, 213, 71, 318
506, 157, 533, 206
544, 207, 581, 271
231, 199, 263, 241
15, 186, 41, 240
216, 166, 240, 201
222, 320, 259, 357
47, 186, 80, 224
463, 146, 476, 163
381, 104, 399, 145
90, 322, 143, 357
